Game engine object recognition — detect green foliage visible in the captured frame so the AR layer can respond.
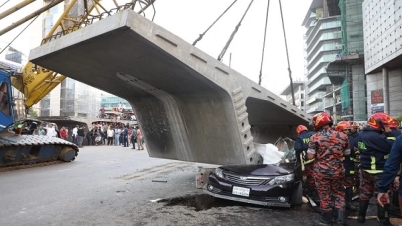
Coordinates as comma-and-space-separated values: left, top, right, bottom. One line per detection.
28, 108, 38, 118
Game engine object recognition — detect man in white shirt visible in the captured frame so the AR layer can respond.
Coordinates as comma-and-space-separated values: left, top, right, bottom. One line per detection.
72, 125, 78, 144
46, 124, 57, 137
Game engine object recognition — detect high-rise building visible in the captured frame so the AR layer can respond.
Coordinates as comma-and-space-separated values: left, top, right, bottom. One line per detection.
363, 0, 402, 118
280, 81, 306, 111
302, 0, 343, 115
39, 0, 109, 118
303, 0, 367, 122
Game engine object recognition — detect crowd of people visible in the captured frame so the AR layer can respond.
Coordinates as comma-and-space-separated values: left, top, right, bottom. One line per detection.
16, 120, 144, 150
72, 122, 144, 150
295, 112, 402, 226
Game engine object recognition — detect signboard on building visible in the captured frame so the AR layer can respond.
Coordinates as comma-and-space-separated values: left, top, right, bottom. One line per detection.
371, 89, 384, 114
371, 89, 384, 104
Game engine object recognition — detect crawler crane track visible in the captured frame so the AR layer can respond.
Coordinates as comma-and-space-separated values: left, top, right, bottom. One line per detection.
0, 135, 79, 171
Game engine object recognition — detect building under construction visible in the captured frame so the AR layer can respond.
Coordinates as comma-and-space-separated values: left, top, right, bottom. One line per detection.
303, 0, 367, 121
325, 0, 366, 121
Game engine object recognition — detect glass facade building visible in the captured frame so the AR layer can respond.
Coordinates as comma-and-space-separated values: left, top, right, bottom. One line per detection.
39, 1, 104, 118
302, 1, 342, 115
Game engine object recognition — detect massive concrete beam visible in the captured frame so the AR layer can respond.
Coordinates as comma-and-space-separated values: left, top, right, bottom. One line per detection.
29, 10, 310, 165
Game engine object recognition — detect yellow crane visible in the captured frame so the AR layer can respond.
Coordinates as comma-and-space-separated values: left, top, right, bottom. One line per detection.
0, 0, 155, 109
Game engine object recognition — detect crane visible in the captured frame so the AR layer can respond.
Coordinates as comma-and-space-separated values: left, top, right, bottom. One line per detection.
0, 0, 155, 109
0, 0, 155, 167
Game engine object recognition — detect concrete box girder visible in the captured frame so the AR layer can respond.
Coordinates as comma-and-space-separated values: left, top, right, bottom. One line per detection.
29, 10, 310, 165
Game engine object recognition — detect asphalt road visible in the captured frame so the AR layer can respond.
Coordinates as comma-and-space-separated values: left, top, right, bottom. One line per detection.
0, 145, 392, 226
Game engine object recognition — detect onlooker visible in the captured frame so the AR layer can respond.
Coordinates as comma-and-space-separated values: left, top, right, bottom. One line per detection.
60, 127, 68, 140
136, 126, 144, 150
77, 125, 85, 148
72, 125, 78, 144
123, 126, 128, 147
130, 126, 137, 149
107, 127, 114, 145
46, 124, 57, 137
115, 127, 121, 145
38, 126, 45, 135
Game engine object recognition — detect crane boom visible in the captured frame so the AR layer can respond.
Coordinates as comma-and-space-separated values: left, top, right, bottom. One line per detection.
2, 0, 155, 109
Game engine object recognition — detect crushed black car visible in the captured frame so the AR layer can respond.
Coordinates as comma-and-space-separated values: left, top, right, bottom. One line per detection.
203, 139, 302, 208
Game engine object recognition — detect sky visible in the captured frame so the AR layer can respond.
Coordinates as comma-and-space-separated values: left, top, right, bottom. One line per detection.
0, 0, 311, 95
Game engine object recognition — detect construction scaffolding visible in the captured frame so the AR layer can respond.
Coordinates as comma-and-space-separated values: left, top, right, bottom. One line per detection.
325, 0, 366, 121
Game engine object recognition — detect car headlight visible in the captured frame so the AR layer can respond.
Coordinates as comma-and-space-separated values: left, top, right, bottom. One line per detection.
214, 168, 224, 178
268, 174, 294, 185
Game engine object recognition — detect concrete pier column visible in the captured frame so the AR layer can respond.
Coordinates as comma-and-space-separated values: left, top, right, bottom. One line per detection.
382, 67, 390, 114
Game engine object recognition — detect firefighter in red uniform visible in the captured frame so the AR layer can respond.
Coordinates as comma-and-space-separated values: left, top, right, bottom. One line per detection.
336, 121, 358, 211
355, 112, 395, 225
294, 125, 315, 196
307, 112, 350, 226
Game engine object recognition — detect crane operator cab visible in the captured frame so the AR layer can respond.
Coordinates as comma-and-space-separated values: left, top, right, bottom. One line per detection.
0, 69, 14, 132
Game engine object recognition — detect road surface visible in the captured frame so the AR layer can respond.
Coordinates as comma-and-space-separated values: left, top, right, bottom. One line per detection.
0, 145, 389, 225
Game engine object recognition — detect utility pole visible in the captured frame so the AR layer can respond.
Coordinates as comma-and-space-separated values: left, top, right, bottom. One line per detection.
332, 84, 337, 124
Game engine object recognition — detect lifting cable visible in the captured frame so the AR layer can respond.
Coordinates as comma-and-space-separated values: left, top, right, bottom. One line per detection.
0, 0, 10, 9
192, 0, 238, 46
217, 0, 254, 61
258, 0, 270, 85
279, 0, 295, 106
0, 15, 40, 55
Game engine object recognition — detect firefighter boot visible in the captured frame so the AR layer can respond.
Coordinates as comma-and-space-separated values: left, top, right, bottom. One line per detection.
334, 209, 348, 226
377, 204, 394, 226
357, 200, 369, 223
345, 187, 357, 211
314, 211, 333, 226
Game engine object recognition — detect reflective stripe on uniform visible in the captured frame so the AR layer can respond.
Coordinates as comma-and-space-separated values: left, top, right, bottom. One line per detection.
304, 158, 315, 165
387, 137, 396, 141
350, 170, 355, 174
385, 154, 389, 159
364, 169, 383, 174
371, 156, 376, 170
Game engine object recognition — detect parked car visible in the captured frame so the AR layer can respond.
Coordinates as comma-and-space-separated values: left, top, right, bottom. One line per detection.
203, 161, 303, 208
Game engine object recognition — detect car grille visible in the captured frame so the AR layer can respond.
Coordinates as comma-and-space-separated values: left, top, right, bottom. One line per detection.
224, 173, 271, 186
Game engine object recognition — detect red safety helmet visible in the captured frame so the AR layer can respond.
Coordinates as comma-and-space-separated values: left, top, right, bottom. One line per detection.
311, 112, 333, 131
336, 121, 351, 132
367, 112, 393, 130
296, 125, 308, 135
389, 118, 399, 129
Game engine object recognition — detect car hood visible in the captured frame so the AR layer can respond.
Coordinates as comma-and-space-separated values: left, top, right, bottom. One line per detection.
220, 163, 294, 176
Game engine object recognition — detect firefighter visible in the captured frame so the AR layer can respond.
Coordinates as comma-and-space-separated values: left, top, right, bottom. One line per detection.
377, 135, 402, 217
389, 117, 401, 137
307, 112, 350, 226
336, 121, 358, 212
294, 125, 315, 195
355, 112, 396, 225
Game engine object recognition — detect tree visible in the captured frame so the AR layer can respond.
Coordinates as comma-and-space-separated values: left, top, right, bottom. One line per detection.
28, 108, 38, 118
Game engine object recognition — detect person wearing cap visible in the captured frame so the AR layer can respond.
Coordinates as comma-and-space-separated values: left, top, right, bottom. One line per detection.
389, 117, 401, 137
307, 112, 350, 225
355, 113, 396, 225
294, 125, 315, 196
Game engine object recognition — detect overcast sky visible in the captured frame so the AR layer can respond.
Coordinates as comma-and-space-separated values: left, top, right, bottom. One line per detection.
0, 0, 311, 95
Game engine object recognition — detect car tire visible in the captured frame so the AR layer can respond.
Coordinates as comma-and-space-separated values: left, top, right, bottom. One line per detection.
292, 182, 303, 206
